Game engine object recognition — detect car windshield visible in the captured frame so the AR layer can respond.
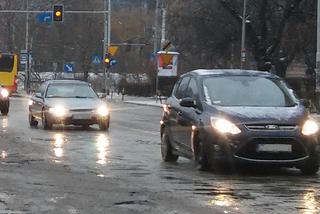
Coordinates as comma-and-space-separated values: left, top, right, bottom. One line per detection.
46, 83, 97, 98
202, 76, 298, 107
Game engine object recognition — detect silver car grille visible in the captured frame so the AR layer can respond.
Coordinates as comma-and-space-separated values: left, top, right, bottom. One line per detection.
245, 124, 297, 131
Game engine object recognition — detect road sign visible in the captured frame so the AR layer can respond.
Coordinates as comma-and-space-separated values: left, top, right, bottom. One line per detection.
36, 12, 53, 23
108, 46, 119, 56
91, 54, 102, 65
110, 59, 117, 66
20, 50, 29, 65
64, 63, 75, 73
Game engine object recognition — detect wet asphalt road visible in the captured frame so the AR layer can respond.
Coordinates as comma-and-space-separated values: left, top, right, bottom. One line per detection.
0, 97, 319, 214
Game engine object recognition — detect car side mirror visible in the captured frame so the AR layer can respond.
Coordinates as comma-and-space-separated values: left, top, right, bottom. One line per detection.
98, 93, 107, 99
35, 93, 42, 98
180, 97, 196, 108
300, 99, 310, 108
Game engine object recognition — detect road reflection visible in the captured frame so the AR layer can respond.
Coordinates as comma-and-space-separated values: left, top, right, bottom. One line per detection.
96, 134, 110, 165
302, 189, 320, 214
52, 134, 66, 162
2, 118, 8, 133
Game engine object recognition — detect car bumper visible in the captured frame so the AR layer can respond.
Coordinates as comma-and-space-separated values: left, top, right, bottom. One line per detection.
47, 112, 110, 126
203, 127, 320, 166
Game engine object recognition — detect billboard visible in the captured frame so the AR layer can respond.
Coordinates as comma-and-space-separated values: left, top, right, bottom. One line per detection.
157, 51, 179, 77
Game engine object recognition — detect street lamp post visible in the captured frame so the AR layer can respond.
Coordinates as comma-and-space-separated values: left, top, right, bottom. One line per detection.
103, 0, 111, 93
240, 0, 247, 70
25, 0, 30, 93
316, 0, 320, 111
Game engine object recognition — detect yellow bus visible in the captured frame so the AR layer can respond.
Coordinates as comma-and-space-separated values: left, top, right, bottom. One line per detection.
0, 53, 18, 94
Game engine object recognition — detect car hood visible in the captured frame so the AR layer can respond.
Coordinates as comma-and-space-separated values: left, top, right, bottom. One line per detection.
210, 105, 307, 125
45, 98, 107, 110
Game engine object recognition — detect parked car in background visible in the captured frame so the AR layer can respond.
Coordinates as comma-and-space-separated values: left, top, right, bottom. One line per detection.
29, 80, 110, 131
160, 69, 320, 174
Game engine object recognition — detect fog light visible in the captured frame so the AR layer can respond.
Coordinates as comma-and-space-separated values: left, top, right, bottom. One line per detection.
1, 89, 9, 98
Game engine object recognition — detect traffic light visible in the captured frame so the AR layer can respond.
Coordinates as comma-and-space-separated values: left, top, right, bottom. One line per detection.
104, 53, 111, 68
53, 5, 64, 22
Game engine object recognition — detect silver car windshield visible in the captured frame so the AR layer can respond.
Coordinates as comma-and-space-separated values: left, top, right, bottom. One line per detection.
202, 76, 298, 107
46, 84, 98, 98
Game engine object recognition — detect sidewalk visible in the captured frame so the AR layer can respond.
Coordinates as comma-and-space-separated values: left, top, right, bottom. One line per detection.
107, 94, 164, 108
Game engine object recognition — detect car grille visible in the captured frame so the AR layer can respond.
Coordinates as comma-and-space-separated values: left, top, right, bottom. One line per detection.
245, 124, 297, 131
235, 138, 307, 161
70, 109, 94, 113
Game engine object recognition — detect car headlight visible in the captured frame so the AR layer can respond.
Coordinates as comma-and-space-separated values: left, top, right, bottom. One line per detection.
1, 89, 9, 98
302, 119, 319, 136
211, 117, 241, 135
49, 106, 67, 117
97, 106, 109, 117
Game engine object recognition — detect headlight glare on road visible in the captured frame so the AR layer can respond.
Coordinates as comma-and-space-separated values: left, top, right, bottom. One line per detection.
211, 117, 241, 135
97, 106, 109, 117
49, 106, 67, 117
302, 119, 319, 136
1, 89, 9, 98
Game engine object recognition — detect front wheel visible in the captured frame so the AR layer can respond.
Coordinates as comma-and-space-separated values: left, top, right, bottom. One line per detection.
99, 119, 110, 131
161, 130, 178, 162
300, 153, 319, 175
194, 140, 210, 171
0, 100, 9, 116
42, 111, 53, 130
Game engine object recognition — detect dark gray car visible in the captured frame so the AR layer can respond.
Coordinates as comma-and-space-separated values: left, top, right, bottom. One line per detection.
29, 80, 110, 130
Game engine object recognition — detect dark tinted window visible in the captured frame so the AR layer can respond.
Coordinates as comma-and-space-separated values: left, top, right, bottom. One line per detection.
175, 76, 190, 99
0, 54, 14, 72
185, 78, 198, 99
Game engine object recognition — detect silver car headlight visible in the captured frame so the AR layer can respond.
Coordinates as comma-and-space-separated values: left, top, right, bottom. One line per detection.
302, 119, 319, 136
1, 89, 9, 98
97, 106, 109, 117
49, 106, 68, 117
211, 117, 241, 135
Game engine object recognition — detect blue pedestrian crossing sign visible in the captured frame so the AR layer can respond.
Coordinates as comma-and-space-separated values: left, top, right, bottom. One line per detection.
64, 63, 75, 73
91, 54, 102, 65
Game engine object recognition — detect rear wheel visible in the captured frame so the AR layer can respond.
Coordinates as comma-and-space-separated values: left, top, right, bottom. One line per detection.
99, 119, 110, 131
42, 111, 52, 130
161, 129, 178, 162
300, 153, 319, 175
0, 100, 9, 116
29, 112, 38, 127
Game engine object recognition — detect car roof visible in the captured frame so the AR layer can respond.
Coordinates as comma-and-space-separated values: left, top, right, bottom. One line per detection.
45, 80, 89, 85
186, 69, 279, 78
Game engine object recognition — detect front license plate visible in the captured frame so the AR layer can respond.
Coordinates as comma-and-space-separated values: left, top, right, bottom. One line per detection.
257, 144, 292, 153
73, 114, 91, 120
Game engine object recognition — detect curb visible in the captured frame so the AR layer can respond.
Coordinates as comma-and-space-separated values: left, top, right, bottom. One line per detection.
123, 100, 163, 108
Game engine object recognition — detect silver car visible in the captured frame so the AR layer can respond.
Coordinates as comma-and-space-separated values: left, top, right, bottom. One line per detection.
29, 80, 110, 130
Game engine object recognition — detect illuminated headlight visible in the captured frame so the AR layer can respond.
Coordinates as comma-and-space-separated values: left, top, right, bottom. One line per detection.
302, 120, 319, 136
28, 100, 33, 106
49, 106, 68, 117
97, 106, 109, 117
1, 89, 9, 98
211, 117, 241, 135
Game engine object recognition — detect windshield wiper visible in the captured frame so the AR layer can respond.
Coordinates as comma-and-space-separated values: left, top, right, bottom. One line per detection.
46, 95, 66, 98
74, 96, 94, 98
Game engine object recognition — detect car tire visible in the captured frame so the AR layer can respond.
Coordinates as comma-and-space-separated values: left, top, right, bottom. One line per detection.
161, 129, 178, 162
99, 119, 110, 131
194, 140, 209, 171
29, 112, 38, 127
300, 153, 319, 175
1, 101, 9, 116
42, 111, 52, 130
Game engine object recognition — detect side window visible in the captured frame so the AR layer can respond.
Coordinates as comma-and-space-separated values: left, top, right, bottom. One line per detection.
185, 78, 198, 100
175, 77, 190, 99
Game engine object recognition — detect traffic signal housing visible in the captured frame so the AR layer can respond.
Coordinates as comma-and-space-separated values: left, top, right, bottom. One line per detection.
104, 53, 111, 68
53, 5, 64, 22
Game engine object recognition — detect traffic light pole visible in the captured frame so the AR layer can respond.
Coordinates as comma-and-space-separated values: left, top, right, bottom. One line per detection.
103, 0, 111, 94
25, 0, 30, 93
